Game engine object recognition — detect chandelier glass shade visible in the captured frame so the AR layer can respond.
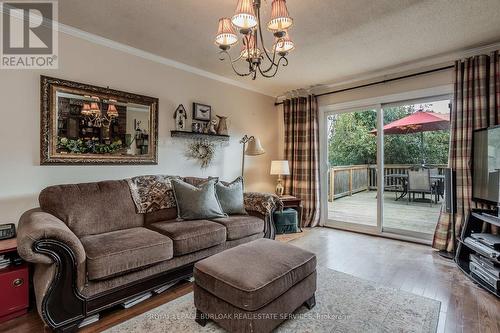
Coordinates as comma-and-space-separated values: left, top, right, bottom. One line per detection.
81, 102, 92, 116
268, 0, 293, 32
232, 0, 257, 31
89, 100, 101, 116
216, 0, 294, 80
106, 99, 119, 118
273, 31, 294, 53
240, 32, 261, 59
215, 18, 238, 48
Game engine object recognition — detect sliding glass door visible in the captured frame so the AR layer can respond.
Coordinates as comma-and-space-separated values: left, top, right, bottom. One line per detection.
381, 98, 451, 240
323, 95, 451, 242
325, 107, 381, 233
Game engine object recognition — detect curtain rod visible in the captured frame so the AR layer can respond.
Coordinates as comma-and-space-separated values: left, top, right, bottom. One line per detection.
274, 64, 454, 106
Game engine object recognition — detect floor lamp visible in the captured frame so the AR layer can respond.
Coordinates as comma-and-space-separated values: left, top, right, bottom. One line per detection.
240, 135, 265, 177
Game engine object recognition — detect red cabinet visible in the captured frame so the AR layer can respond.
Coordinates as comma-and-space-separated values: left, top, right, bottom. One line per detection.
0, 264, 28, 322
0, 239, 29, 323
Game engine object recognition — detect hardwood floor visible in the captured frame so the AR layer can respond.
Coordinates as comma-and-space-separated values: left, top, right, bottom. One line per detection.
1, 228, 498, 333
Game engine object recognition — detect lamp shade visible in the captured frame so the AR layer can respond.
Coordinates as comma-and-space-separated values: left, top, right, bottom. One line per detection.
81, 103, 92, 116
215, 17, 238, 47
267, 0, 293, 32
245, 137, 265, 156
270, 160, 290, 175
90, 102, 101, 116
273, 31, 295, 54
232, 0, 257, 30
107, 99, 119, 118
240, 32, 261, 59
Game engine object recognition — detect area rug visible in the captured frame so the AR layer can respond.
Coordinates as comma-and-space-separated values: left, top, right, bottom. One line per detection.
275, 228, 310, 243
105, 268, 440, 333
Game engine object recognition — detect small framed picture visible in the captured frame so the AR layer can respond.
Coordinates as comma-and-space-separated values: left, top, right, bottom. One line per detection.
193, 103, 212, 122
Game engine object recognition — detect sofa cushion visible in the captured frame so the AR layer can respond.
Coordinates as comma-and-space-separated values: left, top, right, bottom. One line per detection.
144, 207, 178, 225
171, 178, 226, 220
39, 180, 143, 237
211, 215, 264, 240
148, 220, 226, 256
194, 238, 316, 311
216, 177, 247, 215
81, 227, 173, 280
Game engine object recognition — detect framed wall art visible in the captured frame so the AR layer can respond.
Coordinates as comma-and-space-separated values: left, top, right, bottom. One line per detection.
193, 103, 211, 122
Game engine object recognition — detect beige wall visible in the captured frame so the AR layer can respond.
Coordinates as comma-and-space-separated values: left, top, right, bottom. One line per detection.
0, 32, 279, 224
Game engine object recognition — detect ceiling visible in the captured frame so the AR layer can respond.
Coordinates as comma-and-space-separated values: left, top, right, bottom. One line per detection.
58, 0, 500, 97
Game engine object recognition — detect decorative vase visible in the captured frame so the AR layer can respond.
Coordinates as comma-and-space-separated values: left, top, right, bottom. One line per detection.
208, 119, 217, 134
216, 115, 228, 135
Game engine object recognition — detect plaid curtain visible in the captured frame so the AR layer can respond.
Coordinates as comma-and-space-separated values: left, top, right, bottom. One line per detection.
432, 51, 500, 251
283, 95, 321, 227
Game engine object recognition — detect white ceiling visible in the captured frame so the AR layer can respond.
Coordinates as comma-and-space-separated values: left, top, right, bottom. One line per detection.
58, 0, 500, 97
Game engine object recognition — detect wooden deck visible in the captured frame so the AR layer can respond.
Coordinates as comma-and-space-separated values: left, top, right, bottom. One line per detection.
327, 190, 441, 235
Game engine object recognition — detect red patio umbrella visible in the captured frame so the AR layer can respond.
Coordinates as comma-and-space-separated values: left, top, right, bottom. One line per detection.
370, 111, 450, 163
370, 111, 449, 135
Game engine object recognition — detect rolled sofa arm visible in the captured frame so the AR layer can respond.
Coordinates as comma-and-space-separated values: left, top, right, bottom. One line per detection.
17, 208, 87, 329
244, 192, 283, 240
17, 208, 86, 266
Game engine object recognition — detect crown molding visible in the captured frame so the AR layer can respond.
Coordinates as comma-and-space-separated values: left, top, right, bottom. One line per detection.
0, 4, 274, 97
57, 24, 274, 97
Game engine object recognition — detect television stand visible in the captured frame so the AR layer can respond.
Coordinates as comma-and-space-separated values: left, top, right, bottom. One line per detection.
455, 209, 500, 298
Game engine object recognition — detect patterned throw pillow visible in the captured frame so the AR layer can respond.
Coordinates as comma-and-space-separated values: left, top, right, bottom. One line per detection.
127, 175, 180, 213
216, 177, 247, 215
171, 178, 226, 220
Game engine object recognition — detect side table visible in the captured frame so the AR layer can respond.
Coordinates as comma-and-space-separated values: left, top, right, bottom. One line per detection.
0, 238, 29, 323
279, 195, 303, 232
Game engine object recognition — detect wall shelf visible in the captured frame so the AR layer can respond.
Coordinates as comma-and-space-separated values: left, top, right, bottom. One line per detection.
170, 130, 230, 142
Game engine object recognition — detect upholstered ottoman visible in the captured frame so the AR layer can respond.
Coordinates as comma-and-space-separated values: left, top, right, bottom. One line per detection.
193, 238, 317, 333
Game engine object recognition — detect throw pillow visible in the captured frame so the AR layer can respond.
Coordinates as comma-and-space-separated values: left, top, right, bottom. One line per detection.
216, 176, 247, 215
171, 178, 226, 220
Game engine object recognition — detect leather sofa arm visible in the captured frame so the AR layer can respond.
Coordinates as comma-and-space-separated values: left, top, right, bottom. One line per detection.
244, 192, 283, 240
17, 208, 86, 266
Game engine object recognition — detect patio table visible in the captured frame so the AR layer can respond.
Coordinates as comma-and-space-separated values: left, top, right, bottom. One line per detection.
385, 174, 444, 202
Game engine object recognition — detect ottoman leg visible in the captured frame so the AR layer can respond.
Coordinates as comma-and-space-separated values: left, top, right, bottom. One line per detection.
195, 309, 208, 327
304, 294, 316, 310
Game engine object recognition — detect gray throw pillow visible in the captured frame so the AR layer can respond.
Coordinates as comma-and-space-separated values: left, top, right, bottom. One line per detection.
171, 178, 226, 220
216, 177, 247, 215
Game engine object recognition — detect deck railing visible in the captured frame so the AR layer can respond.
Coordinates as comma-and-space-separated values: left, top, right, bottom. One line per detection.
328, 164, 447, 202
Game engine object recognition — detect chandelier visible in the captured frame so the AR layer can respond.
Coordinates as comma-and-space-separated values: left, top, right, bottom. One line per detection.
81, 96, 119, 128
215, 0, 295, 80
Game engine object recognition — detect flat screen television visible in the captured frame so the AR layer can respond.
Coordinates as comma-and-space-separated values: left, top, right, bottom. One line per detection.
473, 126, 500, 204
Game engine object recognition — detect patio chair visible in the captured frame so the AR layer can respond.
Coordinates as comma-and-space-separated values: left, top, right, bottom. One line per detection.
407, 169, 436, 206
429, 168, 444, 203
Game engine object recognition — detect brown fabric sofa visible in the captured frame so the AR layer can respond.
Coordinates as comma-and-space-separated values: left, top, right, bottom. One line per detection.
17, 177, 280, 332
